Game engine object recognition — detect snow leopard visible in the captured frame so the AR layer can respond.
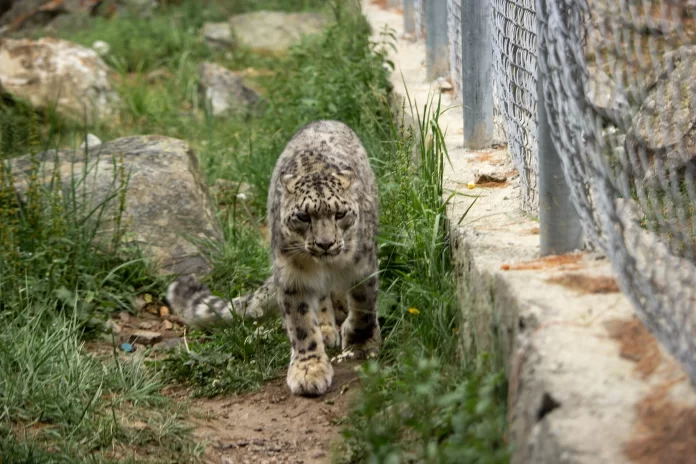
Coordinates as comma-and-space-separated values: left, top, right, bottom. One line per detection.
167, 120, 381, 397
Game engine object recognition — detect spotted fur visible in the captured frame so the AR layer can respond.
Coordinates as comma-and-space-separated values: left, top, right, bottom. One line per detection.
167, 120, 381, 396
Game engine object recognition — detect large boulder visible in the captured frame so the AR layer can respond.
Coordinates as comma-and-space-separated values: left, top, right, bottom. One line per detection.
198, 62, 262, 117
624, 47, 696, 186
0, 37, 121, 124
228, 10, 329, 54
201, 22, 235, 50
10, 135, 222, 277
0, 0, 98, 35
586, 67, 632, 132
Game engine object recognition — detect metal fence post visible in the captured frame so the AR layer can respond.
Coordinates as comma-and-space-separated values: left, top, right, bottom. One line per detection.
536, 1, 583, 256
460, 0, 493, 149
426, 0, 449, 80
404, 0, 416, 34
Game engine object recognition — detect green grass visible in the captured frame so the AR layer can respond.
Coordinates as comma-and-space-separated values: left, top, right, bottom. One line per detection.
334, 99, 509, 463
0, 0, 508, 461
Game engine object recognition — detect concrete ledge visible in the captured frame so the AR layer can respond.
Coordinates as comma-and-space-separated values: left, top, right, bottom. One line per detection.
363, 2, 696, 463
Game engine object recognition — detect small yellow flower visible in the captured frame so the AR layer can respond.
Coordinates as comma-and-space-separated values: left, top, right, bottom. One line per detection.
407, 307, 420, 315
467, 182, 475, 189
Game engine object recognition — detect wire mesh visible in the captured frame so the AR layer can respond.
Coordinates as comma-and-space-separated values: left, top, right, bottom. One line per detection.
448, 0, 462, 101
537, 0, 696, 382
491, 0, 539, 213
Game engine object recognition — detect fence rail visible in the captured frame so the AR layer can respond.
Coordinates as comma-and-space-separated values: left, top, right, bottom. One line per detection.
404, 0, 696, 384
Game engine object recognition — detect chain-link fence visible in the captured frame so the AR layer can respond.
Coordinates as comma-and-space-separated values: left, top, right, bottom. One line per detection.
447, 0, 462, 101
491, 0, 538, 213
407, 0, 696, 383
538, 0, 696, 382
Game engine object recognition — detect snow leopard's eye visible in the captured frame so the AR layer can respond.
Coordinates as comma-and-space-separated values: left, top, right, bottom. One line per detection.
295, 212, 311, 222
335, 211, 347, 220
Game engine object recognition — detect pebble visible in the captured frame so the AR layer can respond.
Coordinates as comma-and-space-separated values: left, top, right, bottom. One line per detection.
159, 306, 170, 317
79, 133, 102, 149
163, 320, 173, 330
139, 321, 155, 330
128, 330, 163, 346
104, 319, 122, 334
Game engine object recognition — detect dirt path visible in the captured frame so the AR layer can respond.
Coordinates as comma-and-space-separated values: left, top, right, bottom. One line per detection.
178, 362, 361, 464
92, 304, 361, 464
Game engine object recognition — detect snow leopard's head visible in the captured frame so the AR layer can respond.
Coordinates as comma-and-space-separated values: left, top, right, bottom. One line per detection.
278, 165, 359, 260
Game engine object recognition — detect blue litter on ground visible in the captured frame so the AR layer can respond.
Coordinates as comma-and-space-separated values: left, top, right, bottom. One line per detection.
120, 343, 134, 352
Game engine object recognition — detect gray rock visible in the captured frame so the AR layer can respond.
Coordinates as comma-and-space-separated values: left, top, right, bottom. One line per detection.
624, 50, 696, 186
129, 330, 162, 346
0, 0, 64, 32
118, 0, 158, 16
228, 11, 329, 54
199, 62, 262, 117
0, 0, 98, 36
10, 135, 222, 276
202, 22, 235, 49
0, 0, 14, 19
104, 319, 122, 335
80, 133, 102, 149
586, 67, 632, 131
0, 38, 121, 124
93, 0, 158, 19
152, 337, 184, 352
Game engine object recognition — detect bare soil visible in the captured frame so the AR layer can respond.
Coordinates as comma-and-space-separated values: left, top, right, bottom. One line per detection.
86, 303, 360, 464
174, 362, 361, 464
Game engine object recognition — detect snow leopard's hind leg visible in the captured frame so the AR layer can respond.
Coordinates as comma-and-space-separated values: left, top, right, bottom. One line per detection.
317, 294, 340, 349
166, 275, 277, 329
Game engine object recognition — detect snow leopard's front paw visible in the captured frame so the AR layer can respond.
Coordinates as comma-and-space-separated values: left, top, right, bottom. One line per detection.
286, 353, 334, 397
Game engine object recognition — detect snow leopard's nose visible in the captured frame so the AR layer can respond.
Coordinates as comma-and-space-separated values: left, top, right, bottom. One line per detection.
315, 239, 335, 251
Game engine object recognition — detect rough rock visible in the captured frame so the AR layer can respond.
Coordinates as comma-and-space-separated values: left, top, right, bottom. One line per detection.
80, 133, 102, 149
0, 38, 120, 124
0, 0, 13, 19
93, 0, 158, 18
129, 330, 162, 346
0, 0, 71, 33
586, 67, 632, 131
624, 49, 696, 186
228, 11, 329, 54
104, 319, 122, 335
10, 135, 222, 276
199, 62, 262, 117
202, 22, 235, 49
153, 337, 184, 351
116, 0, 158, 16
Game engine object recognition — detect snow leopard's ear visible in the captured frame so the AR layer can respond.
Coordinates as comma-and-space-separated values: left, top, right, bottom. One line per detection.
281, 173, 300, 194
332, 168, 355, 190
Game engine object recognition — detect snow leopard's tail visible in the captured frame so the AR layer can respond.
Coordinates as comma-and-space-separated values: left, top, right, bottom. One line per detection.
165, 275, 278, 329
